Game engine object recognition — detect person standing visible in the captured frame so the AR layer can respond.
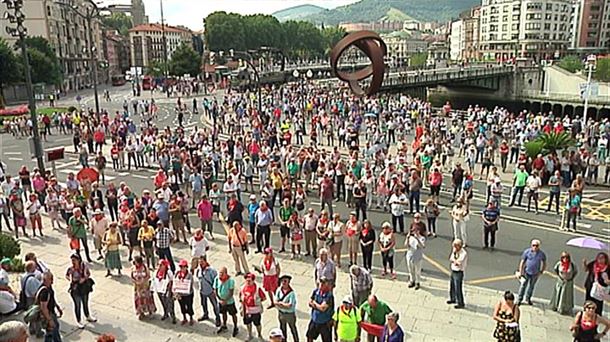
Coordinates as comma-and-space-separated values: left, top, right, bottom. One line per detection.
102, 222, 123, 277
306, 277, 334, 342
526, 170, 541, 214
388, 187, 407, 234
228, 221, 250, 276
332, 295, 362, 342
405, 227, 425, 290
583, 252, 610, 316
345, 212, 361, 267
239, 273, 266, 341
516, 239, 546, 306
21, 261, 43, 337
319, 175, 334, 217
274, 275, 299, 342
447, 239, 467, 309
68, 208, 93, 263
197, 195, 214, 240
195, 256, 221, 327
130, 256, 156, 319
259, 248, 280, 308
450, 199, 469, 247
481, 201, 500, 250
380, 312, 404, 342
549, 252, 577, 315
314, 249, 337, 286
214, 267, 240, 337
39, 271, 63, 342
508, 165, 528, 207
255, 201, 274, 253
153, 259, 176, 324
278, 199, 295, 253
65, 253, 96, 329
90, 209, 109, 261
450, 162, 464, 202
423, 199, 440, 238
359, 220, 376, 271
492, 291, 521, 342
304, 208, 319, 257
174, 259, 195, 325
546, 170, 562, 214
349, 265, 373, 307
570, 301, 610, 341
378, 222, 396, 279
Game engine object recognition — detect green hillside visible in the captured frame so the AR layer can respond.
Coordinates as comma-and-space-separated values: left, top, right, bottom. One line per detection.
302, 0, 479, 24
272, 4, 326, 22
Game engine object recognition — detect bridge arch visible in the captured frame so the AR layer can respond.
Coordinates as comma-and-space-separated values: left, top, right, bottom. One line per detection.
563, 105, 574, 117
531, 102, 542, 114
574, 106, 584, 117
552, 103, 563, 116
541, 102, 552, 114
599, 108, 610, 120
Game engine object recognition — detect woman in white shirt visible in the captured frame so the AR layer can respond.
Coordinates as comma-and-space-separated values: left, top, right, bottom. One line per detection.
327, 214, 345, 268
450, 199, 469, 247
26, 193, 43, 237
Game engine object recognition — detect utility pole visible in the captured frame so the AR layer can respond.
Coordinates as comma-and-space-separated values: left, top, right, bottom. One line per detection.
4, 0, 45, 173
583, 54, 597, 135
160, 0, 169, 78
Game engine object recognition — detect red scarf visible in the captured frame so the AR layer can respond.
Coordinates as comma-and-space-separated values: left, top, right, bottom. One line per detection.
156, 260, 169, 280
362, 228, 369, 237
177, 269, 188, 280
561, 259, 571, 273
193, 235, 204, 242
264, 257, 274, 271
593, 261, 608, 277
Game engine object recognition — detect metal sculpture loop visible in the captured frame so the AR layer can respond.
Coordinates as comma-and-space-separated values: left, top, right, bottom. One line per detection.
329, 30, 387, 97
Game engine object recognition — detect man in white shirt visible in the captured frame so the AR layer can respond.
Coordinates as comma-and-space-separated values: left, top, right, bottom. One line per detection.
388, 187, 408, 234
526, 171, 542, 214
303, 208, 319, 257
448, 239, 467, 309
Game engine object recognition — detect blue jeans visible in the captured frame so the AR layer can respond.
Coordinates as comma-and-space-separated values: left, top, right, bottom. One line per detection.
44, 314, 62, 342
450, 270, 464, 306
200, 292, 221, 325
518, 273, 539, 302
409, 191, 420, 213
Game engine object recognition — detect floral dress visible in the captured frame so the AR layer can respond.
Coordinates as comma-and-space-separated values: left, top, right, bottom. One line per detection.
131, 265, 157, 316
493, 307, 519, 341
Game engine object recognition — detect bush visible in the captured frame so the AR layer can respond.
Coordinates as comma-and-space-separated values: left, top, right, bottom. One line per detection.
0, 234, 21, 260
67, 106, 77, 113
10, 257, 24, 273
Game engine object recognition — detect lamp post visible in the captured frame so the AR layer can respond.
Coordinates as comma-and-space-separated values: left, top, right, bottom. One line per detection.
583, 54, 597, 132
55, 0, 102, 114
4, 0, 45, 173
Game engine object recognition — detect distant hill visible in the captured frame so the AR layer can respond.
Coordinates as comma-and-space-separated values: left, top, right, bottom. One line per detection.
301, 0, 479, 24
272, 4, 326, 22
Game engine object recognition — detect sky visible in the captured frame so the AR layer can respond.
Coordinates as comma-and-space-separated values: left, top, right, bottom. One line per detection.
101, 0, 359, 30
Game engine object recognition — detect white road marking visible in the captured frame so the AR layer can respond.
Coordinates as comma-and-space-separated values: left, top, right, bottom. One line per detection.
132, 174, 149, 179
8, 157, 23, 161
3, 152, 22, 155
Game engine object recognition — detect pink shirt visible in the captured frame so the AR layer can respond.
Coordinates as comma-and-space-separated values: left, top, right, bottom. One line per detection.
32, 177, 46, 192
197, 200, 213, 220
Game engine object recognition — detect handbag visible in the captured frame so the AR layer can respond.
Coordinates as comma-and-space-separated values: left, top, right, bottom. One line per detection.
235, 229, 249, 254
590, 281, 610, 301
69, 238, 81, 250
572, 312, 582, 338
23, 286, 46, 323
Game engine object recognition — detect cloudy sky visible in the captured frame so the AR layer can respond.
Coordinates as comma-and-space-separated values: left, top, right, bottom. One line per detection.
101, 0, 360, 30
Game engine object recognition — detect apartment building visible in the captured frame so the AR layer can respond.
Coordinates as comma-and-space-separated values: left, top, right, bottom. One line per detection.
573, 0, 610, 49
0, 0, 105, 91
128, 23, 192, 68
479, 0, 574, 61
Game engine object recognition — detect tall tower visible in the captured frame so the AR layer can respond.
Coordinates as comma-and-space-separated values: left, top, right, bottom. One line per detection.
131, 0, 148, 25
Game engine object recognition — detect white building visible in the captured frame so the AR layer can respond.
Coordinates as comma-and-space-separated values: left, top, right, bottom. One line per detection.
0, 0, 105, 91
450, 20, 464, 61
381, 30, 429, 68
479, 0, 574, 61
128, 23, 193, 68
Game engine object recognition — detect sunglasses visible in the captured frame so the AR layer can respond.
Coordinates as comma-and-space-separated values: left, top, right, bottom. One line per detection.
531, 244, 539, 247
585, 306, 595, 310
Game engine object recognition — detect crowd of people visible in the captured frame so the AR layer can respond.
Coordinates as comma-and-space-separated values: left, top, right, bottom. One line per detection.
0, 75, 609, 342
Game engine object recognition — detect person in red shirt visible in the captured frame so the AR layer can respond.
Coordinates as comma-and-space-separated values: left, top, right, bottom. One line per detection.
239, 273, 266, 341
428, 168, 443, 204
499, 140, 510, 172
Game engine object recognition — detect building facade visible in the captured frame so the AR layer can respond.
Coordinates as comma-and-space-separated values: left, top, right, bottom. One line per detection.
381, 30, 429, 67
0, 0, 105, 91
450, 20, 464, 61
574, 0, 610, 49
105, 0, 148, 26
479, 0, 574, 61
128, 23, 192, 68
103, 30, 130, 81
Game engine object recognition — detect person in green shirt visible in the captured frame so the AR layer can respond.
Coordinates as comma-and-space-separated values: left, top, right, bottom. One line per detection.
287, 158, 300, 187
359, 295, 393, 342
68, 207, 92, 262
278, 199, 294, 253
333, 295, 362, 342
509, 165, 529, 207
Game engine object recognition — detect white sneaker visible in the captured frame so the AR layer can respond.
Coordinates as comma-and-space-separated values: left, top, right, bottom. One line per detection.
76, 321, 85, 329
86, 316, 97, 323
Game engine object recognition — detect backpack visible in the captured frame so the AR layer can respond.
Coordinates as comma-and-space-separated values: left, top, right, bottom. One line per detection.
17, 274, 36, 311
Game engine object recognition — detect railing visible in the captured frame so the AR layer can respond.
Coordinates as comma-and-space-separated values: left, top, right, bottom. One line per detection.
382, 65, 514, 87
520, 90, 610, 104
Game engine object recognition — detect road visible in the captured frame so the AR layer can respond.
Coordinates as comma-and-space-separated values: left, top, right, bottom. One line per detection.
1, 85, 607, 313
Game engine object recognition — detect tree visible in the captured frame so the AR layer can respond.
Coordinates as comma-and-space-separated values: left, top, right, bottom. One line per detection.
524, 132, 575, 158
169, 44, 201, 77
321, 26, 346, 54
594, 58, 610, 82
410, 52, 427, 68
148, 60, 168, 78
557, 56, 583, 73
27, 48, 62, 85
101, 13, 133, 36
205, 12, 246, 51
0, 38, 22, 108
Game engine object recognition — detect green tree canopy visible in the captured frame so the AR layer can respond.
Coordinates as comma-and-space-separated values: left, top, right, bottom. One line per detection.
101, 13, 133, 36
594, 58, 610, 82
410, 52, 427, 68
557, 56, 584, 73
27, 48, 62, 85
169, 44, 201, 77
148, 60, 167, 78
0, 38, 22, 87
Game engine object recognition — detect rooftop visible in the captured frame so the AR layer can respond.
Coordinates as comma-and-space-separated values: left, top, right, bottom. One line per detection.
129, 23, 191, 34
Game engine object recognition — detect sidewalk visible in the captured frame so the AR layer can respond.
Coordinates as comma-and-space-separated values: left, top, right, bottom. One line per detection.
1, 215, 576, 341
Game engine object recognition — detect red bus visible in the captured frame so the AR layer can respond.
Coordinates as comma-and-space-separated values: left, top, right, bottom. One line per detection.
142, 76, 153, 90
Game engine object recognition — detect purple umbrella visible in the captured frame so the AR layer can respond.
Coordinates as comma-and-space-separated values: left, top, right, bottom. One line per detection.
566, 237, 609, 251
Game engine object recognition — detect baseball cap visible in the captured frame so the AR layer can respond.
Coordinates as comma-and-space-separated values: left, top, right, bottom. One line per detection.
269, 328, 284, 339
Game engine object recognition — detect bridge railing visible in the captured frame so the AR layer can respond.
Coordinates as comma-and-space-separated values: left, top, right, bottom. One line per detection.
520, 90, 610, 104
382, 65, 514, 87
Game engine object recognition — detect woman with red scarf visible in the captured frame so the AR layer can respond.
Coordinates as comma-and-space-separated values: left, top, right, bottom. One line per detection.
258, 248, 281, 309
550, 252, 577, 315
173, 259, 195, 325
584, 252, 610, 315
153, 259, 176, 324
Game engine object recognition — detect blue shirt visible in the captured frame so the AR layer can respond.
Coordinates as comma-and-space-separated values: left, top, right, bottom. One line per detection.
248, 202, 260, 222
153, 200, 169, 221
190, 174, 203, 193
196, 266, 217, 296
522, 248, 546, 276
482, 207, 500, 223
274, 287, 297, 314
381, 324, 404, 342
255, 208, 273, 226
310, 288, 334, 324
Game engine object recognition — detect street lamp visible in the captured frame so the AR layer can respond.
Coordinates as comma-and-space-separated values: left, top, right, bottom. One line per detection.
55, 0, 102, 114
583, 54, 597, 131
3, 0, 45, 173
